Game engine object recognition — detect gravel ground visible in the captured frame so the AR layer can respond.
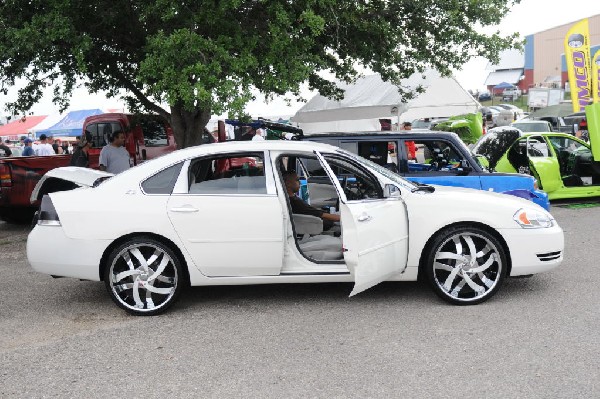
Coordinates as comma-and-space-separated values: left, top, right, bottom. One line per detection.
1, 204, 599, 398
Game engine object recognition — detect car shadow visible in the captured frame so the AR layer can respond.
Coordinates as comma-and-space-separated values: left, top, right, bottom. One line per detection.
176, 280, 438, 312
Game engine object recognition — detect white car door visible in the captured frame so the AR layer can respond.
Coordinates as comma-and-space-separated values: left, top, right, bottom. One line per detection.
167, 151, 284, 277
315, 151, 409, 296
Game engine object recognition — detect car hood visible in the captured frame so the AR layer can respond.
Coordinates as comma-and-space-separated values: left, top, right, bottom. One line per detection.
31, 167, 114, 203
424, 184, 538, 207
403, 183, 549, 230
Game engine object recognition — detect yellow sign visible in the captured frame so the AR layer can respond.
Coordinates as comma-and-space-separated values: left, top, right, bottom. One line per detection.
593, 50, 600, 104
564, 19, 593, 112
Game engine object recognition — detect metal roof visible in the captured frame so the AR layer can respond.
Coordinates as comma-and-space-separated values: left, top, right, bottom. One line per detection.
484, 70, 524, 86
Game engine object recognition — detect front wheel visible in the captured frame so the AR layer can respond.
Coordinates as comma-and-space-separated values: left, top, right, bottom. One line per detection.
425, 226, 507, 305
104, 237, 184, 315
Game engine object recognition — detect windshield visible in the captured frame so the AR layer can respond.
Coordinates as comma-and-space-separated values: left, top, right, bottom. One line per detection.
511, 122, 550, 132
335, 148, 418, 190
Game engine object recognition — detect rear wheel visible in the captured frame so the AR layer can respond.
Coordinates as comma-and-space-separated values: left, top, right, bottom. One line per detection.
104, 237, 184, 316
425, 226, 507, 305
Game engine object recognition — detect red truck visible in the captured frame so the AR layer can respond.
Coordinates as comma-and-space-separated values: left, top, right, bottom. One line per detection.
0, 113, 176, 223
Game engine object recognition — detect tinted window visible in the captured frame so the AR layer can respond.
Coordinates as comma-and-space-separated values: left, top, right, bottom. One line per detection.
188, 153, 266, 195
86, 122, 121, 148
472, 130, 520, 169
142, 162, 184, 194
140, 119, 168, 147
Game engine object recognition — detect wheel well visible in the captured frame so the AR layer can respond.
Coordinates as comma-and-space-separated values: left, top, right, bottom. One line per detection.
417, 222, 512, 279
99, 232, 190, 285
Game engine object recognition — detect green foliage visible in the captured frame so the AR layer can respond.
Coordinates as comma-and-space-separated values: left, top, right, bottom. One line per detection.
0, 0, 521, 147
433, 113, 483, 144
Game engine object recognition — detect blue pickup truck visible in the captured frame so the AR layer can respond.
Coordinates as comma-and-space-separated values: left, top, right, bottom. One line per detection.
302, 131, 550, 210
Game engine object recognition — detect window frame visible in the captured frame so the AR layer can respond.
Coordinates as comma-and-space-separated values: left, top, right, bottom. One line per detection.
171, 150, 277, 196
140, 162, 185, 195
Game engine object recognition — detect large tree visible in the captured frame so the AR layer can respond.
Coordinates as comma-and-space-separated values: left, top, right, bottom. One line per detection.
0, 0, 520, 148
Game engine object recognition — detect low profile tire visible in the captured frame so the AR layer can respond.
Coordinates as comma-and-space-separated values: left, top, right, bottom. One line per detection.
104, 237, 184, 316
425, 226, 507, 305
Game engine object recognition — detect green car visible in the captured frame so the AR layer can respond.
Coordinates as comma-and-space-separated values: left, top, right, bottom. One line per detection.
472, 104, 600, 200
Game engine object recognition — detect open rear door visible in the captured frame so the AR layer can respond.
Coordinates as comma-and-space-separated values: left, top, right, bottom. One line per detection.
315, 151, 408, 296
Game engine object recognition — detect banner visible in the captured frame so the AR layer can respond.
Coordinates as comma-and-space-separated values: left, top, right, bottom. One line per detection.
593, 50, 600, 104
564, 19, 592, 113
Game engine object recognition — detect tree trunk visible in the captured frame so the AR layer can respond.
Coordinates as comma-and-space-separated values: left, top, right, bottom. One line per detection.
169, 103, 212, 149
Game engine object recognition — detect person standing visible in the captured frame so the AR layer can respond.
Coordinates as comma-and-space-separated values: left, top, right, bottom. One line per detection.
402, 121, 417, 160
99, 130, 131, 174
22, 138, 35, 156
0, 140, 12, 157
36, 134, 55, 156
70, 132, 93, 167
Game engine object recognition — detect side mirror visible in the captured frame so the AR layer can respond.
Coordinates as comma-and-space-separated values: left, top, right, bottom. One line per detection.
384, 184, 401, 198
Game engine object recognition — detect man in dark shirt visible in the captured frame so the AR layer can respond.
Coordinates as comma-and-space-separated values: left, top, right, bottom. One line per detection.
70, 132, 93, 167
283, 171, 340, 229
0, 141, 12, 157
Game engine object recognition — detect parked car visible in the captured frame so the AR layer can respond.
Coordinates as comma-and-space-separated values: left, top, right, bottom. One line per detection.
410, 118, 448, 130
497, 104, 525, 121
511, 120, 553, 133
302, 131, 550, 209
472, 127, 600, 200
27, 140, 563, 315
478, 92, 492, 101
0, 113, 180, 224
502, 88, 521, 99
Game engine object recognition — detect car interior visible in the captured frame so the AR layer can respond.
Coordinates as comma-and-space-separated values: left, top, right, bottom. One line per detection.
546, 136, 600, 186
508, 136, 600, 187
187, 153, 267, 194
277, 154, 384, 263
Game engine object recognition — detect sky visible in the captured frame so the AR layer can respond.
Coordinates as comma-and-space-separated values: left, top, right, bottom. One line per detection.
2, 0, 600, 120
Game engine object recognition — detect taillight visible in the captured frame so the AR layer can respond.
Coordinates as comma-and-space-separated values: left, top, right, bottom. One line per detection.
0, 164, 12, 187
38, 195, 61, 226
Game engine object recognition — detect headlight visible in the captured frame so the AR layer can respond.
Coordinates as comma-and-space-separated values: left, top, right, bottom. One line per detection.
513, 208, 554, 228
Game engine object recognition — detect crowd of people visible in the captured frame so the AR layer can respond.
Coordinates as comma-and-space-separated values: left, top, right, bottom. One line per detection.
0, 129, 132, 175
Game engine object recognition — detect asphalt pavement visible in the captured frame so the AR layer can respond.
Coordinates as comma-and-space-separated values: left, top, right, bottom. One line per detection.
1, 204, 599, 398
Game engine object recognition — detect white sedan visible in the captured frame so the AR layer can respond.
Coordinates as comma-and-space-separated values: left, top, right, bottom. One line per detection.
27, 140, 564, 315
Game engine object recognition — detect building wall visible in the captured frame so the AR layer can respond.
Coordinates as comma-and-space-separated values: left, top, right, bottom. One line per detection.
533, 14, 600, 85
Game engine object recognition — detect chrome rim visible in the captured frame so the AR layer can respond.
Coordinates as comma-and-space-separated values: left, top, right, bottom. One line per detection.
109, 243, 178, 312
433, 232, 502, 302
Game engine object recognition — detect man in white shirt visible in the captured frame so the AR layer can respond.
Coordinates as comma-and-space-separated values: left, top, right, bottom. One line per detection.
35, 134, 55, 156
99, 131, 131, 174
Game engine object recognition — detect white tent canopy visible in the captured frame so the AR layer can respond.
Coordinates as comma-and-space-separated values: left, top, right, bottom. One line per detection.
292, 70, 480, 133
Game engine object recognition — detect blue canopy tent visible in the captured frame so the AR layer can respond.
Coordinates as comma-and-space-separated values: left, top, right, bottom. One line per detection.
34, 109, 103, 137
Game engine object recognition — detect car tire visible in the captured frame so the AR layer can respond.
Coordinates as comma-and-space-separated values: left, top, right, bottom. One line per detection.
425, 226, 507, 305
104, 236, 185, 316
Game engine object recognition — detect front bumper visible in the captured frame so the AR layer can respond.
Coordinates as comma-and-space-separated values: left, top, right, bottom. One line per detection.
27, 225, 111, 281
499, 223, 564, 276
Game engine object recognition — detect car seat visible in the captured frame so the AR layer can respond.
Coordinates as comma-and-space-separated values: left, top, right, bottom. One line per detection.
292, 214, 343, 261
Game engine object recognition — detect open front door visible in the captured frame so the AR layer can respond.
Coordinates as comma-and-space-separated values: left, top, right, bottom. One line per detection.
315, 151, 408, 296
525, 136, 563, 193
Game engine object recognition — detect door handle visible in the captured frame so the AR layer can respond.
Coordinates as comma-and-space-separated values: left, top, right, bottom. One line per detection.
170, 206, 199, 213
357, 213, 372, 222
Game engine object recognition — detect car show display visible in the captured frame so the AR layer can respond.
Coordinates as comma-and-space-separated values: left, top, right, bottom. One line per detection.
27, 140, 563, 315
